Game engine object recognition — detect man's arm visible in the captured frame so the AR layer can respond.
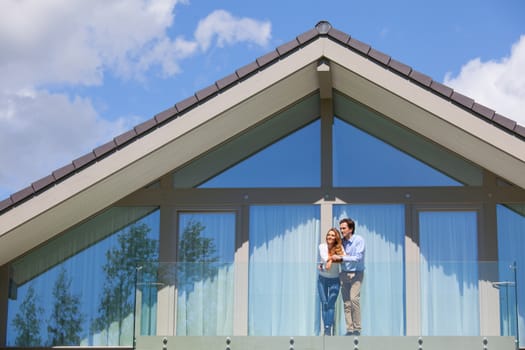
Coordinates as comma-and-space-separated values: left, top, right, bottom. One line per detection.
338, 238, 364, 262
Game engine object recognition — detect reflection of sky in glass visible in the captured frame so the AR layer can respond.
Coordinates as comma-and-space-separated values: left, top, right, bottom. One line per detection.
6, 211, 160, 346
333, 118, 461, 187
201, 120, 320, 188
202, 116, 460, 188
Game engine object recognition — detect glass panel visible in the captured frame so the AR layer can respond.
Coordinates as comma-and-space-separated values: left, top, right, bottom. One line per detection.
173, 94, 320, 189
133, 263, 518, 348
200, 120, 320, 188
176, 212, 236, 335
10, 206, 157, 286
419, 210, 479, 335
333, 204, 405, 336
248, 205, 320, 335
497, 204, 524, 348
333, 117, 463, 187
7, 208, 160, 347
333, 93, 482, 186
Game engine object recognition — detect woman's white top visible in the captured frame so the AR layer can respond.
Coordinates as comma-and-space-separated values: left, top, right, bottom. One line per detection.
318, 243, 341, 278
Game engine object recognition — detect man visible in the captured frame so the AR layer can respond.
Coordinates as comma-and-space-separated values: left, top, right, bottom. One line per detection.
333, 218, 365, 336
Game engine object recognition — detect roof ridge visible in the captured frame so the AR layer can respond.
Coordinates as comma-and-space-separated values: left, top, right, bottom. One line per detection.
1, 21, 523, 214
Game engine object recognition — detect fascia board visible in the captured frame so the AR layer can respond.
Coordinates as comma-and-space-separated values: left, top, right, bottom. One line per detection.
0, 40, 325, 265
323, 39, 525, 188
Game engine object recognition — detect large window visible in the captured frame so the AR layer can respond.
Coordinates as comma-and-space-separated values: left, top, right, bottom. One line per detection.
333, 204, 405, 336
201, 120, 321, 188
418, 210, 479, 335
333, 117, 464, 187
176, 212, 236, 335
332, 92, 483, 187
248, 205, 320, 335
7, 208, 160, 347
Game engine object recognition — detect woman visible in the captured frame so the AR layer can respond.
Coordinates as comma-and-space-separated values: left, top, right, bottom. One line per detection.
318, 228, 344, 336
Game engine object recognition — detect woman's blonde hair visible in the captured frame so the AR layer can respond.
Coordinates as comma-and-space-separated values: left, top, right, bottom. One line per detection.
326, 228, 344, 256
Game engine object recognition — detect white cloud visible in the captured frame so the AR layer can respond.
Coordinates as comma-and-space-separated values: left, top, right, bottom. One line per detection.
195, 10, 272, 51
444, 35, 525, 127
0, 2, 272, 88
0, 2, 273, 200
136, 36, 199, 79
0, 91, 136, 197
0, 0, 184, 88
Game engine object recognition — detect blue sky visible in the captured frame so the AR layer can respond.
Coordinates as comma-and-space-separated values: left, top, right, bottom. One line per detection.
0, 0, 524, 201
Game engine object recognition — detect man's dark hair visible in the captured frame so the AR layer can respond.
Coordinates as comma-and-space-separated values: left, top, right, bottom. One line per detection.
339, 218, 355, 232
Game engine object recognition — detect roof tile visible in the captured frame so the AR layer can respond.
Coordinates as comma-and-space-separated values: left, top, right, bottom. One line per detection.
52, 163, 75, 181
276, 39, 299, 56
327, 28, 350, 44
256, 50, 279, 66
175, 95, 198, 113
430, 81, 453, 98
216, 72, 239, 90
348, 38, 370, 55
493, 113, 516, 130
114, 129, 137, 146
94, 140, 117, 158
73, 152, 96, 169
0, 197, 13, 212
409, 70, 432, 87
236, 61, 259, 79
195, 84, 219, 101
368, 48, 390, 65
515, 124, 525, 138
134, 118, 157, 136
388, 59, 412, 76
451, 91, 475, 109
472, 103, 495, 120
32, 174, 55, 192
11, 186, 34, 204
296, 28, 318, 44
154, 106, 178, 124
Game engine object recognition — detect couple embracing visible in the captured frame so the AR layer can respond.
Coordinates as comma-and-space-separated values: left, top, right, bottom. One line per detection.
317, 218, 365, 336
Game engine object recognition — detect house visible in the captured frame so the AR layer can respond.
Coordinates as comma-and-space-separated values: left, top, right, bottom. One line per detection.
0, 21, 524, 350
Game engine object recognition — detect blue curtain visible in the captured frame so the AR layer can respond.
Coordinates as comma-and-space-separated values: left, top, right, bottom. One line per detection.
176, 212, 236, 335
139, 270, 157, 336
497, 204, 524, 348
248, 205, 320, 335
333, 204, 405, 336
419, 211, 479, 335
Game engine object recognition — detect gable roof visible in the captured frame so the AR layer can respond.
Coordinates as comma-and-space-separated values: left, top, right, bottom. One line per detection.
1, 20, 524, 265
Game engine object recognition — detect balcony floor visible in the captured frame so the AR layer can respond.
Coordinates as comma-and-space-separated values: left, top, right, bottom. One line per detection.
136, 335, 517, 350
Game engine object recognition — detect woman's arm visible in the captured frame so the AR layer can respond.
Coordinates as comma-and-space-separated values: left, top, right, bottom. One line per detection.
318, 243, 329, 262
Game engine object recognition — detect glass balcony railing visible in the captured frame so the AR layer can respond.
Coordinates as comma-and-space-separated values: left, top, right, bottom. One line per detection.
134, 261, 519, 350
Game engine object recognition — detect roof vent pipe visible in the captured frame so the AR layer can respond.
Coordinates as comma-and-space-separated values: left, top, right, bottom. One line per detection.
316, 20, 332, 34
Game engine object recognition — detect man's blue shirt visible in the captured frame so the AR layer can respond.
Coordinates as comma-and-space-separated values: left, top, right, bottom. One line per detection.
341, 234, 365, 272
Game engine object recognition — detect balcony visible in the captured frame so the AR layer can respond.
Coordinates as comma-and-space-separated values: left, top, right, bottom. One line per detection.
134, 262, 520, 350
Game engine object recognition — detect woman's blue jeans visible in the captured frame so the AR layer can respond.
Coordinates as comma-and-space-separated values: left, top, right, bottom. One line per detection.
317, 275, 341, 329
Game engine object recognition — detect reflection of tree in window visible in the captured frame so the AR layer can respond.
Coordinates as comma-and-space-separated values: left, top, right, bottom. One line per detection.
177, 220, 219, 288
12, 284, 43, 346
91, 223, 158, 345
48, 267, 84, 345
